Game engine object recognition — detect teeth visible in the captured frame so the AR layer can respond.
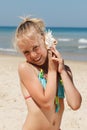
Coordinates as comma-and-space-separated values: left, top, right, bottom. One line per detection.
35, 57, 40, 61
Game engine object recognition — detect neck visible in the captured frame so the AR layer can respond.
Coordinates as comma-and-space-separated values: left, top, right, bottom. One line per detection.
39, 57, 48, 73
31, 57, 48, 74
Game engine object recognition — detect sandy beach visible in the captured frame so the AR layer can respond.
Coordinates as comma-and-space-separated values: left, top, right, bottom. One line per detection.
0, 54, 87, 130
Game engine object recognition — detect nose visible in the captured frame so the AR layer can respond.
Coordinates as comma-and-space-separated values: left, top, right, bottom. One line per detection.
30, 51, 37, 58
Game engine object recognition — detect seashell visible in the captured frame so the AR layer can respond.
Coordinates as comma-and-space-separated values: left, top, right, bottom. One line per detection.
45, 30, 57, 49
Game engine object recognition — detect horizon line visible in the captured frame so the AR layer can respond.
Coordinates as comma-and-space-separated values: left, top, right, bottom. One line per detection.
0, 26, 87, 28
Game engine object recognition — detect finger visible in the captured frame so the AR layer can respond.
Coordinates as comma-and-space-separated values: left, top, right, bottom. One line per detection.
52, 57, 64, 64
51, 49, 62, 59
48, 49, 52, 58
56, 50, 62, 58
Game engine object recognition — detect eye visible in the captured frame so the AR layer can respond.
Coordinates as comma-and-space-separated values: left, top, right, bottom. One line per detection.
33, 45, 40, 52
23, 50, 30, 56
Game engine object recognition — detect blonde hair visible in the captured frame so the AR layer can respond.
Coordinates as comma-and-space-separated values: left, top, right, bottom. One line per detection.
14, 16, 45, 50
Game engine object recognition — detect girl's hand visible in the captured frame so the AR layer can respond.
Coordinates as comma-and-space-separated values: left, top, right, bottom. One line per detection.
48, 49, 58, 72
50, 47, 65, 74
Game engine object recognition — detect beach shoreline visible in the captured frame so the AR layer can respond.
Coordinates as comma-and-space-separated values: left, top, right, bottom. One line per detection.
0, 54, 87, 130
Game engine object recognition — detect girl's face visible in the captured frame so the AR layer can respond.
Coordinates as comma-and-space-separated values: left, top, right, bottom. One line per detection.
18, 34, 47, 66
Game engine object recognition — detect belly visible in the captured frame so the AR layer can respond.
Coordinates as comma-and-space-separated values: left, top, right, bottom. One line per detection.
24, 97, 64, 130
23, 112, 52, 130
23, 109, 63, 130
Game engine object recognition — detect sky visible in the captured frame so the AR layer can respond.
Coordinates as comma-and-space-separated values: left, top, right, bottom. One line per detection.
0, 0, 87, 27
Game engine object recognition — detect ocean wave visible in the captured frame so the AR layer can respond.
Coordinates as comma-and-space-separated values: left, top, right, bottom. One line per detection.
78, 39, 87, 44
78, 45, 87, 49
0, 48, 18, 55
0, 48, 16, 52
58, 38, 73, 42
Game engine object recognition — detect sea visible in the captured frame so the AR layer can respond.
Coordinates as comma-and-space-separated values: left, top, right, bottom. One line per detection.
0, 26, 87, 62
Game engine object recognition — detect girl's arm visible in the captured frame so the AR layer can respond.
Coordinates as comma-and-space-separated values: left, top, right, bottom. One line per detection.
51, 48, 82, 110
60, 65, 82, 110
18, 50, 57, 110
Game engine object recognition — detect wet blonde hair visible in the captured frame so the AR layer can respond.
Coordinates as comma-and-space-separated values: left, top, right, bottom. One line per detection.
14, 16, 45, 50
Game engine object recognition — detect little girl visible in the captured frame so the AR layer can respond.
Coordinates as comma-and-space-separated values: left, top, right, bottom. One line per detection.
14, 17, 82, 130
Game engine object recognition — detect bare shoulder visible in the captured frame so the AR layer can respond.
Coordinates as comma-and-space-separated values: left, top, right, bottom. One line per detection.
18, 62, 37, 72
18, 62, 30, 75
18, 62, 38, 80
18, 62, 30, 71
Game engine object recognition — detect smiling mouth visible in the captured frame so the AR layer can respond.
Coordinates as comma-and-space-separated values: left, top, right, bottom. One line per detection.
34, 57, 41, 62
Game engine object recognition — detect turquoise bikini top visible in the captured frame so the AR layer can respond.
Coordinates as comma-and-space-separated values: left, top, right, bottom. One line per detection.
38, 69, 64, 112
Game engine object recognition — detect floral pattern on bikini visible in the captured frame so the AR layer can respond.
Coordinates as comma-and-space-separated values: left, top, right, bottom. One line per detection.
38, 69, 64, 112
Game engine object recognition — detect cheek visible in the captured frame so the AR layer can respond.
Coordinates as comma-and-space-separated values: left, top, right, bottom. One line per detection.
41, 48, 47, 57
25, 55, 31, 62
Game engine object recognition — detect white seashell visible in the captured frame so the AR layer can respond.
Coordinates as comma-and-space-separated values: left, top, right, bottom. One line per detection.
45, 30, 57, 49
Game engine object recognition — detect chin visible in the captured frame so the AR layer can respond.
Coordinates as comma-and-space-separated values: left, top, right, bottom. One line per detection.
36, 62, 44, 66
37, 58, 46, 66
